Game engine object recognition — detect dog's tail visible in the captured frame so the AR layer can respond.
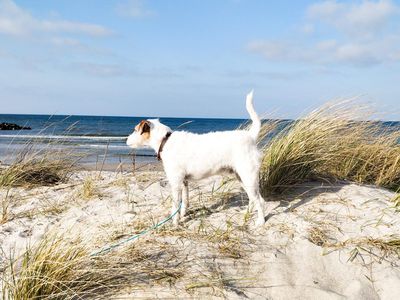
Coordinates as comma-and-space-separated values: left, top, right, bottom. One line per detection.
246, 90, 261, 140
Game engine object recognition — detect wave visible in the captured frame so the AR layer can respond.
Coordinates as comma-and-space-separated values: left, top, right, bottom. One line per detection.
84, 144, 133, 150
0, 134, 126, 141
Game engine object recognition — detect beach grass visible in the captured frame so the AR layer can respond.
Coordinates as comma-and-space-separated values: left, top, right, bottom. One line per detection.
259, 100, 400, 195
0, 143, 76, 188
1, 233, 185, 299
77, 176, 103, 200
1, 235, 90, 300
1, 188, 12, 224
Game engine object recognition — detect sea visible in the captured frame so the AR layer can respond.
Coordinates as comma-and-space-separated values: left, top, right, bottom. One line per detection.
1, 114, 399, 169
0, 114, 248, 168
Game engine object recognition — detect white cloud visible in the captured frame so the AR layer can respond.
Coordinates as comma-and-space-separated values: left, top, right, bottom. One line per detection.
334, 43, 379, 66
50, 37, 83, 47
307, 0, 399, 37
0, 0, 113, 37
40, 20, 112, 37
301, 23, 315, 34
247, 40, 319, 64
316, 39, 337, 51
248, 0, 400, 68
307, 1, 343, 20
247, 40, 291, 61
72, 62, 183, 78
116, 0, 155, 18
247, 40, 391, 67
76, 62, 127, 77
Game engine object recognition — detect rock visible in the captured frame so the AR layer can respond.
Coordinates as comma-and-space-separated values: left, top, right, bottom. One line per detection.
0, 122, 31, 130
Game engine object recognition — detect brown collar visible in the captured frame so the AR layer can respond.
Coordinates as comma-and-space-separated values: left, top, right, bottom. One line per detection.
157, 132, 172, 161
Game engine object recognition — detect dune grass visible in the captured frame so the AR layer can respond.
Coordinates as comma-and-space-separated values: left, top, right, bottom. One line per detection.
1, 233, 185, 299
1, 188, 11, 224
1, 235, 91, 300
0, 143, 76, 188
78, 176, 101, 200
259, 100, 400, 195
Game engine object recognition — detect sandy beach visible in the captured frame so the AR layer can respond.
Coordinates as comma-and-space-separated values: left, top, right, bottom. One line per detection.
1, 167, 399, 299
2, 1, 400, 299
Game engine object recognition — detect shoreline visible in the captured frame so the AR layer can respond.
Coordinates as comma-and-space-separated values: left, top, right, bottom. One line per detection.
79, 160, 163, 172
1, 104, 399, 298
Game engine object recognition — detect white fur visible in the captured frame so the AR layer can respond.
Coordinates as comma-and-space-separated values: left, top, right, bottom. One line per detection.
127, 91, 269, 226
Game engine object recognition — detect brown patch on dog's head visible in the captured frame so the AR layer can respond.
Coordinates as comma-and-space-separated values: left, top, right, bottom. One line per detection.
135, 120, 151, 139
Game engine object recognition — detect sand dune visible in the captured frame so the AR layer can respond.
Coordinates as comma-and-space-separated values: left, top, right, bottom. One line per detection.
1, 171, 399, 299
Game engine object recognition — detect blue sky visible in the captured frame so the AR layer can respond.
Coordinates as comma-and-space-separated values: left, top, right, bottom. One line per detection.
0, 0, 400, 119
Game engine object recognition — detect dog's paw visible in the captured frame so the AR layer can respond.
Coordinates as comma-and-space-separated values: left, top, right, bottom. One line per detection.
172, 217, 180, 227
255, 217, 265, 227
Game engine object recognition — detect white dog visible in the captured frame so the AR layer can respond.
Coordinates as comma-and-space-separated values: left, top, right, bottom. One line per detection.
127, 91, 268, 226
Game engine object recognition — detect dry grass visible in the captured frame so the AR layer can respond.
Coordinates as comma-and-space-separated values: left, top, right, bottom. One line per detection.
307, 226, 332, 247
158, 218, 250, 260
185, 273, 250, 297
77, 177, 102, 200
1, 189, 12, 224
357, 236, 400, 259
259, 100, 400, 195
0, 144, 76, 188
106, 217, 154, 241
206, 221, 249, 259
325, 235, 400, 263
190, 220, 246, 259
393, 193, 400, 209
321, 128, 400, 190
1, 234, 185, 299
306, 227, 400, 264
111, 176, 130, 189
1, 235, 90, 299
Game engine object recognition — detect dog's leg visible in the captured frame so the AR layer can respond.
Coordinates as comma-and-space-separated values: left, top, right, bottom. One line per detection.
237, 168, 265, 226
243, 183, 265, 226
236, 171, 256, 212
235, 171, 256, 211
181, 181, 189, 218
170, 181, 183, 226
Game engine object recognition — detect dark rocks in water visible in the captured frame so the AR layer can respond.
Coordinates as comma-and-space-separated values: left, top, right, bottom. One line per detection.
0, 122, 31, 130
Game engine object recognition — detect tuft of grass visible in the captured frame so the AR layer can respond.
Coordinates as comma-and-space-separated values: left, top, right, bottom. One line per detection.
359, 236, 400, 259
0, 145, 76, 188
321, 129, 400, 190
185, 276, 248, 296
209, 222, 244, 259
1, 234, 185, 299
78, 177, 100, 200
158, 220, 248, 259
308, 226, 331, 247
259, 100, 400, 195
329, 235, 400, 263
1, 188, 12, 224
1, 235, 91, 300
111, 176, 130, 189
107, 217, 153, 241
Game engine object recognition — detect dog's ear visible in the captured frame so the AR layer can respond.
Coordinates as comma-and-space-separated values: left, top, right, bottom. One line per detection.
138, 120, 151, 135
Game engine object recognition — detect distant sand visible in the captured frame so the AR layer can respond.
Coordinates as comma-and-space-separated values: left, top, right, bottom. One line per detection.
1, 169, 399, 299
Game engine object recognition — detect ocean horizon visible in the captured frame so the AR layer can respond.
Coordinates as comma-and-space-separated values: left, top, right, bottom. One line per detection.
0, 113, 249, 166
1, 113, 399, 167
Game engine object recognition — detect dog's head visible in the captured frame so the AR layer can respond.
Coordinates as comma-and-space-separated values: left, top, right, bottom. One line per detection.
127, 119, 172, 149
126, 120, 152, 148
